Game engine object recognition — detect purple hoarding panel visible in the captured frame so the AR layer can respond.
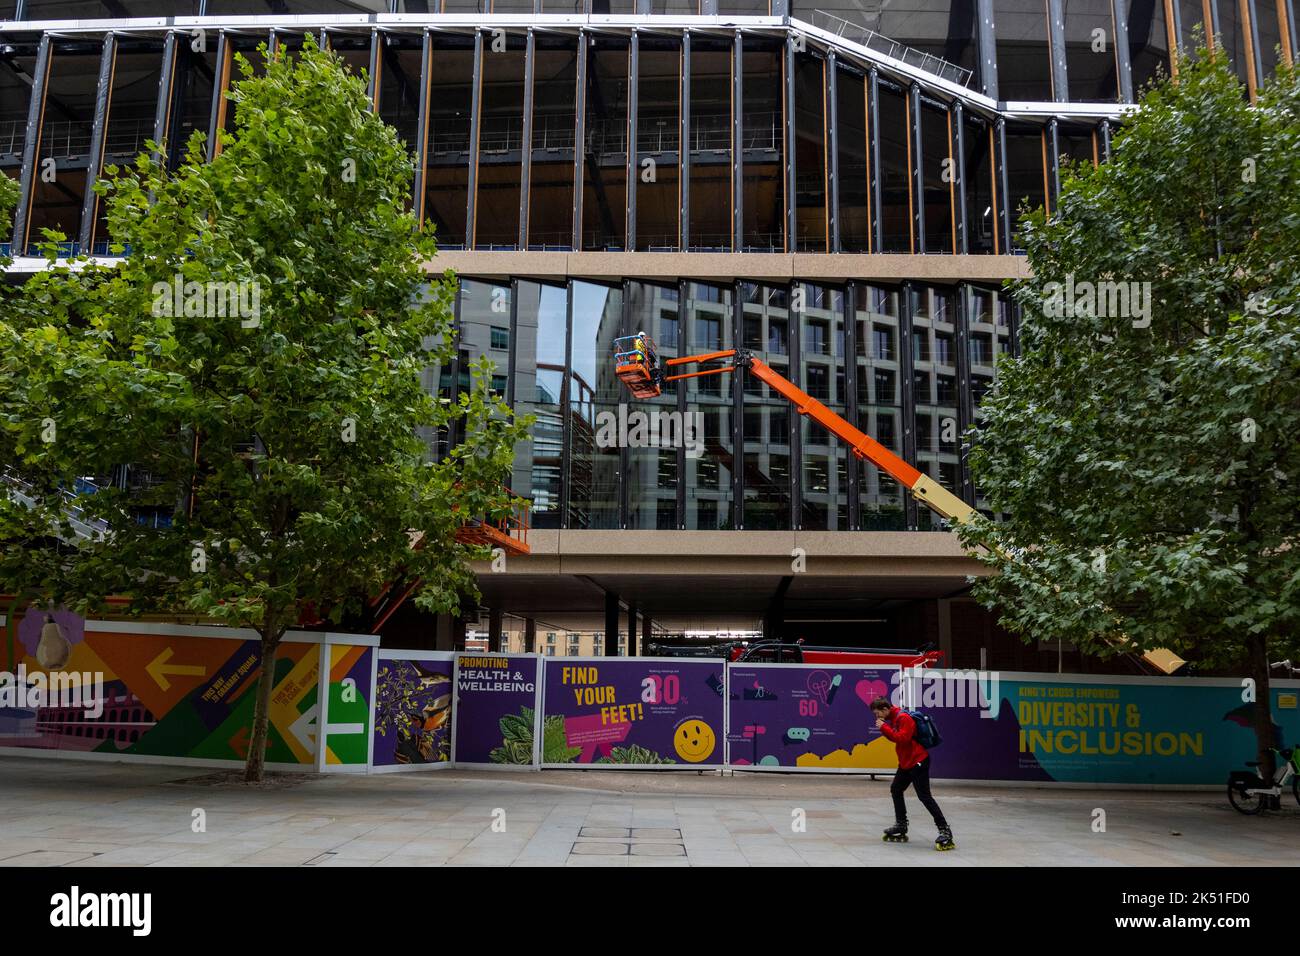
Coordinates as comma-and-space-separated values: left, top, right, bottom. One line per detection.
542, 658, 726, 766
453, 655, 541, 765
372, 656, 454, 767
726, 664, 901, 770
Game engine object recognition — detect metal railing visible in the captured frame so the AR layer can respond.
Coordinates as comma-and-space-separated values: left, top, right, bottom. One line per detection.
37, 120, 95, 159
2, 466, 109, 540
811, 10, 976, 89
0, 119, 24, 155
445, 109, 780, 159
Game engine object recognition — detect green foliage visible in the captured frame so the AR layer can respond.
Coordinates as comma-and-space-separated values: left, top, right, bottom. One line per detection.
0, 37, 530, 640
0, 173, 19, 249
539, 712, 582, 764
596, 744, 675, 765
960, 51, 1300, 678
488, 708, 582, 765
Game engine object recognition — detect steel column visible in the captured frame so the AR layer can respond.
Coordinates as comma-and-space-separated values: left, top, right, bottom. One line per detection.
953, 101, 968, 254
573, 29, 588, 250
1048, 0, 1069, 101
77, 34, 117, 255
976, 0, 999, 99
783, 33, 796, 251
625, 30, 638, 251
731, 29, 744, 252
413, 31, 433, 228
908, 83, 923, 253
679, 29, 691, 251
12, 34, 52, 256
867, 68, 882, 253
519, 28, 535, 249
1113, 0, 1136, 101
827, 52, 840, 253
466, 29, 484, 247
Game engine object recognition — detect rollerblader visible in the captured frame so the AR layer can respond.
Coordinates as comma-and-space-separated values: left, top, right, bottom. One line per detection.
871, 696, 954, 851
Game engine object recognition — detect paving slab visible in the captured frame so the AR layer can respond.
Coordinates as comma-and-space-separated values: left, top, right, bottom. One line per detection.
0, 756, 1295, 867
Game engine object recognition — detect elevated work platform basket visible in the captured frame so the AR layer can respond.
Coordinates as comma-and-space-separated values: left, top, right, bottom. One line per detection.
613, 332, 664, 399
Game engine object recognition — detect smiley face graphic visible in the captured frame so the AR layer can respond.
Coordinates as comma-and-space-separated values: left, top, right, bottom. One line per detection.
674, 719, 716, 763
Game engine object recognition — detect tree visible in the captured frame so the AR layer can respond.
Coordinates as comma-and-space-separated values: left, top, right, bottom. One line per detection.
0, 37, 529, 781
960, 51, 1300, 784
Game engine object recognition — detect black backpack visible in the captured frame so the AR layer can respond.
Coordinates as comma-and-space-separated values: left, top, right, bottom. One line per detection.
904, 710, 942, 749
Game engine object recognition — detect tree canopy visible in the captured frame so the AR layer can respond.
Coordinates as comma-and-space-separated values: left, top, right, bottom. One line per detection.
960, 52, 1300, 775
0, 37, 528, 778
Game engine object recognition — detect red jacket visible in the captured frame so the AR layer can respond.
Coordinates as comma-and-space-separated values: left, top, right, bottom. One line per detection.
879, 706, 929, 770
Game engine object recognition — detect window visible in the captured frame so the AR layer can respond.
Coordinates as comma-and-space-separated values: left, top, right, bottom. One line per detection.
491, 326, 509, 350
934, 333, 952, 365
995, 0, 1054, 100
872, 326, 895, 361
805, 321, 828, 355
742, 39, 784, 252
627, 281, 682, 530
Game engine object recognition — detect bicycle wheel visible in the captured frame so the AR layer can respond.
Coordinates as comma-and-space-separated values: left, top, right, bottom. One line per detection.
1227, 775, 1267, 814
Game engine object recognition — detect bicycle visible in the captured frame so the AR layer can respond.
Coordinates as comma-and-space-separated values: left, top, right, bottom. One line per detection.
1227, 746, 1300, 814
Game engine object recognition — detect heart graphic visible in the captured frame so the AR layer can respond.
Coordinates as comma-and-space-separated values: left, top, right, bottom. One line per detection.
855, 679, 889, 707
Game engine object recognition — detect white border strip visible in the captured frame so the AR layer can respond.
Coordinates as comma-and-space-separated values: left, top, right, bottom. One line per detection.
81, 619, 379, 646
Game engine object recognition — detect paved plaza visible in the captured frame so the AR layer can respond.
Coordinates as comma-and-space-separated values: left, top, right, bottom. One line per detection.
0, 757, 1294, 867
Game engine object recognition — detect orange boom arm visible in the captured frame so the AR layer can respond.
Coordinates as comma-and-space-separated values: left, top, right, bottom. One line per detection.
613, 334, 1184, 674
616, 341, 975, 526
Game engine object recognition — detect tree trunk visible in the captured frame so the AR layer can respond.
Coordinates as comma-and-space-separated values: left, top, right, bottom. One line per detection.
244, 632, 282, 783
1246, 631, 1278, 797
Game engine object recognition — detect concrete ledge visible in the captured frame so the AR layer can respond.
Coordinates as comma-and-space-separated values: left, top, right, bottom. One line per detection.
429, 251, 1031, 284
474, 529, 988, 578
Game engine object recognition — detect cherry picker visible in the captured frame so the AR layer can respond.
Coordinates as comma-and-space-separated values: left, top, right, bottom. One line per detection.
613, 332, 1186, 675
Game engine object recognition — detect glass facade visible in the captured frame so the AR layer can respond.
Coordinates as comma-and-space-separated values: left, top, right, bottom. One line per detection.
740, 38, 782, 252
852, 284, 906, 528
0, 8, 1278, 532
684, 281, 736, 528
479, 274, 1015, 531
4, 8, 1289, 258
511, 280, 566, 527
993, 0, 1054, 100
634, 37, 679, 251
741, 282, 793, 529
567, 280, 623, 529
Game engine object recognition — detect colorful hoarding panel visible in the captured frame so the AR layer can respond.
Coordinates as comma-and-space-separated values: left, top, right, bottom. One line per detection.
452, 654, 541, 765
726, 664, 901, 771
324, 644, 373, 767
914, 671, 1300, 786
372, 655, 455, 768
541, 658, 726, 767
0, 613, 329, 765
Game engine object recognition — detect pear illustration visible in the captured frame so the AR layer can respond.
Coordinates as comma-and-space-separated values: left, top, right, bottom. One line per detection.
36, 615, 72, 670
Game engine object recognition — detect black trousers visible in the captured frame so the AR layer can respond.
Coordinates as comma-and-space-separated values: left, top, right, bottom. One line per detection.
890, 756, 948, 829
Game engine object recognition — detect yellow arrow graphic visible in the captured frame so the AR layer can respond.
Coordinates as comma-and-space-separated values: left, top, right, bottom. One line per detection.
146, 647, 207, 691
